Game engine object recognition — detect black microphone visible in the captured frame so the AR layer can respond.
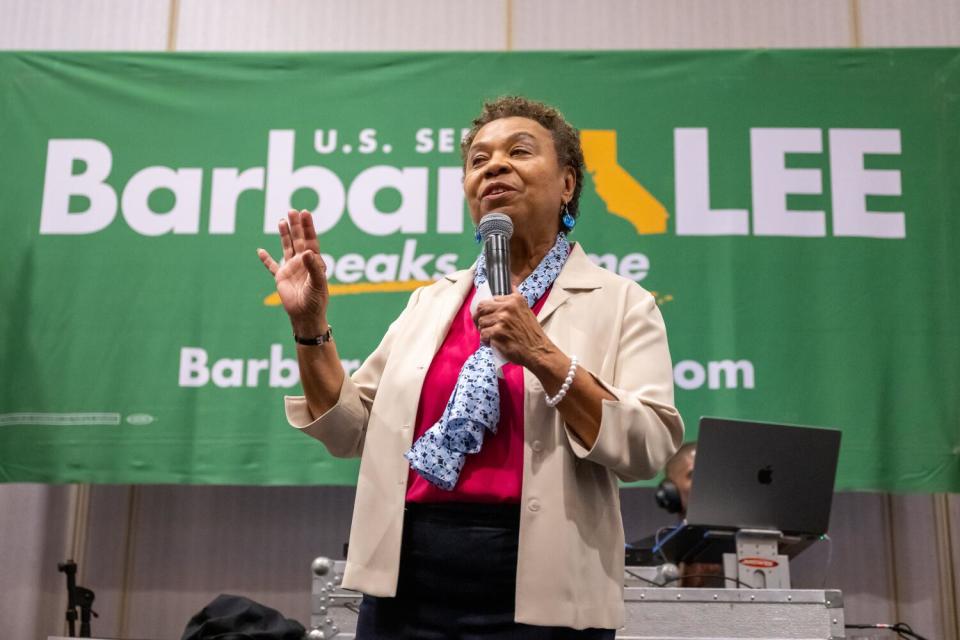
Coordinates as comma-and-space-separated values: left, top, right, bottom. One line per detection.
478, 213, 513, 296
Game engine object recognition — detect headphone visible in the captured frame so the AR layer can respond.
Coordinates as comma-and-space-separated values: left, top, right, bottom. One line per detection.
655, 479, 683, 514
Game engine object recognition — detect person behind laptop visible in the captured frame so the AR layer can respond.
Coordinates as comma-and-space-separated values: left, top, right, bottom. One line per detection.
655, 441, 695, 517
626, 443, 695, 565
664, 443, 726, 587
630, 443, 724, 587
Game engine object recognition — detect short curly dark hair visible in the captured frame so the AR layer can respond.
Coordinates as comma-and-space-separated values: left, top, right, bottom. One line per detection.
461, 96, 585, 222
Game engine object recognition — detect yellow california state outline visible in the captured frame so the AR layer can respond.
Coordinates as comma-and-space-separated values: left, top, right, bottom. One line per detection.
580, 130, 668, 235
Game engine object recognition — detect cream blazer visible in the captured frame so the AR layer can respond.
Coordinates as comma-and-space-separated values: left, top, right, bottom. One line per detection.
284, 242, 684, 630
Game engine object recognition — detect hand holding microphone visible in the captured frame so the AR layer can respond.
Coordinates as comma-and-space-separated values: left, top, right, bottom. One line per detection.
471, 213, 512, 371
473, 213, 556, 372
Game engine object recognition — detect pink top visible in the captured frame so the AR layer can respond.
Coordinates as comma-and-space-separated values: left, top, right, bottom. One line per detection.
405, 286, 552, 503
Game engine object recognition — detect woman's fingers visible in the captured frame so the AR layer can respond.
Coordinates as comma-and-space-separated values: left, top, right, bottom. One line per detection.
301, 209, 321, 253
475, 300, 496, 318
303, 251, 328, 292
289, 209, 307, 254
480, 327, 493, 344
279, 209, 319, 259
475, 292, 522, 316
279, 215, 294, 261
475, 312, 497, 330
257, 248, 280, 276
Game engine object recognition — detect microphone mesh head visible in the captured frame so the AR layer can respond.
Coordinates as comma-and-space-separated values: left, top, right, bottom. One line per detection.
478, 213, 514, 240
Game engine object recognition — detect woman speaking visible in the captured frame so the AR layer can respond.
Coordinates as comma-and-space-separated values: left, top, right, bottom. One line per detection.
257, 97, 684, 638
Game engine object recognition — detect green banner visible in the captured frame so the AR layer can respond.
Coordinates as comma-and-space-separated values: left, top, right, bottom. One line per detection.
1, 50, 957, 490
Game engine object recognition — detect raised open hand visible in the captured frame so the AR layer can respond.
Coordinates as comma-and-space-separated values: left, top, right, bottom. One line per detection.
257, 209, 329, 335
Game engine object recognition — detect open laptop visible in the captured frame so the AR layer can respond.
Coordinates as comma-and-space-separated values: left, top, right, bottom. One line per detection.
686, 416, 842, 536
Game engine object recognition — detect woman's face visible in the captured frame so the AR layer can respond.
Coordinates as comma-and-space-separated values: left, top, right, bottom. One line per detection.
463, 116, 575, 241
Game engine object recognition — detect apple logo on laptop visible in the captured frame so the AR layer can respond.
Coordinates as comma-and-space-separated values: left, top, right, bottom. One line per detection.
757, 465, 774, 485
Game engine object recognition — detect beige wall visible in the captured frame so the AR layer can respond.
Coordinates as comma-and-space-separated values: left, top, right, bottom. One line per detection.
1, 0, 958, 638
2, 0, 960, 51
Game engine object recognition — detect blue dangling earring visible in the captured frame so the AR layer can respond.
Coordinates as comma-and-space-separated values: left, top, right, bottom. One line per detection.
474, 228, 482, 244
561, 203, 576, 233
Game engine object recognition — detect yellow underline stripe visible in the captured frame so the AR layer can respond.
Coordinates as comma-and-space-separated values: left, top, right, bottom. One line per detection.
265, 283, 673, 306
263, 280, 433, 305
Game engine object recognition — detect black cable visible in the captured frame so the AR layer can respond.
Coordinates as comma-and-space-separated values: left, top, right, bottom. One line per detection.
896, 623, 928, 640
624, 568, 663, 587
846, 622, 928, 640
660, 573, 754, 589
890, 622, 926, 640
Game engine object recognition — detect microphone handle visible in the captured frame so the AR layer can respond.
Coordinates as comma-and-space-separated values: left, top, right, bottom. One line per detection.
484, 233, 512, 296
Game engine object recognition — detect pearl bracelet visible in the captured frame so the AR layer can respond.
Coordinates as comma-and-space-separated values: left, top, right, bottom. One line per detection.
545, 355, 579, 407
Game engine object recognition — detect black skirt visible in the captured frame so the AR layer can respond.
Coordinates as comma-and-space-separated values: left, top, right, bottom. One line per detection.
355, 502, 615, 639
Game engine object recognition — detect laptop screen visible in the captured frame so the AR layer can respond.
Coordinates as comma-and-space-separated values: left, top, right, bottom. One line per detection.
684, 417, 842, 537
